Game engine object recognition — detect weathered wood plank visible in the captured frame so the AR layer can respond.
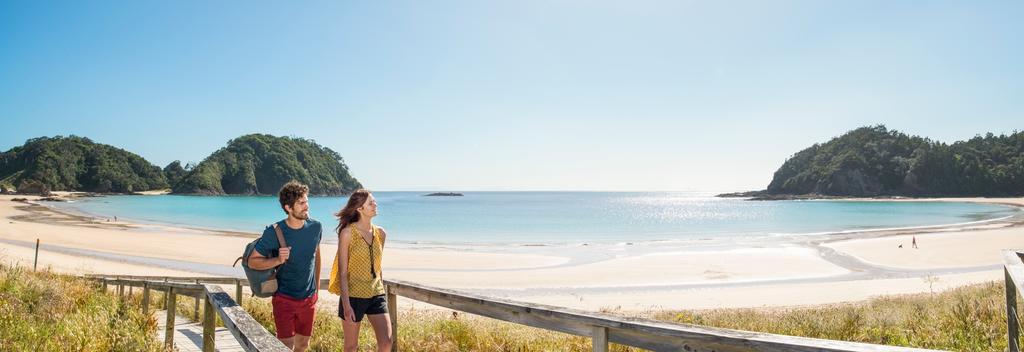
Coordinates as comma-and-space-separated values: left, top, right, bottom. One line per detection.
592, 326, 608, 352
204, 284, 289, 352
236, 279, 244, 306
142, 283, 151, 315
1004, 250, 1024, 266
388, 290, 398, 352
91, 274, 942, 352
383, 279, 939, 352
203, 294, 216, 352
86, 274, 242, 284
166, 287, 176, 349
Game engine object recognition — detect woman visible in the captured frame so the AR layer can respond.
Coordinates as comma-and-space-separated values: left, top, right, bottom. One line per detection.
335, 189, 393, 352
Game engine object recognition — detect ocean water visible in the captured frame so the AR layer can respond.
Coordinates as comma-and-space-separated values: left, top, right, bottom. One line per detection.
53, 192, 1020, 245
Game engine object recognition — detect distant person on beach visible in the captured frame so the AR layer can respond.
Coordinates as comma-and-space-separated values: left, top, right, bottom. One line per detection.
247, 181, 322, 352
912, 236, 918, 249
334, 189, 393, 352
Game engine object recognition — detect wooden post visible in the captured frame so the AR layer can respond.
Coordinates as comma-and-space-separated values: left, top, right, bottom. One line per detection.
101, 279, 107, 292
592, 326, 609, 352
142, 282, 151, 315
236, 279, 243, 306
203, 293, 216, 352
194, 279, 200, 319
129, 285, 133, 297
388, 289, 398, 352
166, 287, 176, 349
118, 283, 124, 298
1008, 267, 1020, 352
33, 239, 39, 271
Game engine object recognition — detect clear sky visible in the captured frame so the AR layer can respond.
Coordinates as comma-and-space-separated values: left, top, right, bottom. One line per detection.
1, 1, 1021, 191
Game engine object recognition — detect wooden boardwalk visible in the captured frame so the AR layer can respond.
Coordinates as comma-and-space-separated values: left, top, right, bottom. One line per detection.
153, 310, 244, 352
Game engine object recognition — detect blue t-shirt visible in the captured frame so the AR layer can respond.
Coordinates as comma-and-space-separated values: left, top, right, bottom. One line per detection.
254, 219, 323, 299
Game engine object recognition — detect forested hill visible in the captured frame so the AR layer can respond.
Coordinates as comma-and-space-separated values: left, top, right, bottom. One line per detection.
0, 136, 168, 193
764, 125, 1024, 197
171, 134, 362, 195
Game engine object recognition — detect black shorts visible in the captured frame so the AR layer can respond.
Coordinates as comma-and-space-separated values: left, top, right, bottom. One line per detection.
339, 294, 388, 322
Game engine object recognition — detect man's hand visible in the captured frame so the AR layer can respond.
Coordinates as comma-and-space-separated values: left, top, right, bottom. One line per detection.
278, 246, 291, 264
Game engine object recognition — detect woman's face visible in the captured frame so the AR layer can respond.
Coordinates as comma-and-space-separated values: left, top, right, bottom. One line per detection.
359, 194, 378, 218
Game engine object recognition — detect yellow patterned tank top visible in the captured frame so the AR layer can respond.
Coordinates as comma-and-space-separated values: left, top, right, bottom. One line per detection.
347, 225, 385, 298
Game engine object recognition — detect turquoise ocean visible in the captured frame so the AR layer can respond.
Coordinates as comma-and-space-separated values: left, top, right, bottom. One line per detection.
52, 192, 1021, 246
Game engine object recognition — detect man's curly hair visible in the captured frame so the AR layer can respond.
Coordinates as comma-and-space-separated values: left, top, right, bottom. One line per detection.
278, 181, 309, 214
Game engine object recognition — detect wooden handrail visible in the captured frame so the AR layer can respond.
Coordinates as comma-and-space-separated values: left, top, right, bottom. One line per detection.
91, 276, 284, 352
90, 274, 940, 352
383, 278, 937, 352
204, 284, 289, 352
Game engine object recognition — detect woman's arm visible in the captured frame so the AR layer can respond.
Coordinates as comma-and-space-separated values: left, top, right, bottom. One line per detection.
338, 227, 356, 321
378, 227, 386, 280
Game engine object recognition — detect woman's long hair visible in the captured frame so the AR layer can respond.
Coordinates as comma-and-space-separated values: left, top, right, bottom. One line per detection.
335, 189, 371, 235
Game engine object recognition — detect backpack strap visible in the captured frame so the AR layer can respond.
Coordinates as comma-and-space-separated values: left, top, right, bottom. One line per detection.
273, 223, 288, 249
272, 223, 288, 279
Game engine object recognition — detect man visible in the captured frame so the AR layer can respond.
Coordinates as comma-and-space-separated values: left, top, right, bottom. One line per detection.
248, 181, 322, 352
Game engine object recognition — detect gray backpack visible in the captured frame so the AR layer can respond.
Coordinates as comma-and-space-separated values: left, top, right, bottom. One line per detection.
233, 223, 287, 298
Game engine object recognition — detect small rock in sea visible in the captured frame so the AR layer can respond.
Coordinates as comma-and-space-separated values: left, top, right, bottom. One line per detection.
424, 192, 464, 197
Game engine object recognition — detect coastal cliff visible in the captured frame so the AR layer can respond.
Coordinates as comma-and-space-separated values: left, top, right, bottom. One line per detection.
726, 125, 1024, 198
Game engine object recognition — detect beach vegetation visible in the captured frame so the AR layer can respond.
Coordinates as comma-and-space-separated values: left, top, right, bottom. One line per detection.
0, 136, 169, 194
766, 125, 1024, 196
171, 134, 362, 196
162, 160, 188, 189
0, 263, 162, 351
656, 281, 1014, 351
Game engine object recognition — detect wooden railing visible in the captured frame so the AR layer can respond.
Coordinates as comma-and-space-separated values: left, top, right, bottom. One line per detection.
1004, 250, 1024, 352
92, 275, 939, 352
92, 275, 290, 352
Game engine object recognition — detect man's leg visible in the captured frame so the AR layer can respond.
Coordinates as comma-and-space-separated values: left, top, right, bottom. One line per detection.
272, 295, 298, 349
293, 334, 311, 352
292, 300, 315, 352
279, 336, 295, 349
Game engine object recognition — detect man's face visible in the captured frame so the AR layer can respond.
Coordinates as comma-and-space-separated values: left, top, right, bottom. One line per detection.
287, 194, 310, 220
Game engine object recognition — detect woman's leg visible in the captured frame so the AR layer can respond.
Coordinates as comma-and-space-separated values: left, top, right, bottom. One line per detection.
366, 313, 393, 352
342, 318, 362, 352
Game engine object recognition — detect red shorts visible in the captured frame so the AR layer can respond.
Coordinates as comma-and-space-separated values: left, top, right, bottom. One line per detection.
271, 293, 317, 338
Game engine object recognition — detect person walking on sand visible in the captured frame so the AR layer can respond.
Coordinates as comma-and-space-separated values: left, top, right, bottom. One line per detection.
334, 190, 393, 352
247, 181, 322, 352
912, 236, 918, 249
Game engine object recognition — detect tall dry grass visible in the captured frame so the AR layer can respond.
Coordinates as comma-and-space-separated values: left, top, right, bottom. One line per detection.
0, 264, 161, 351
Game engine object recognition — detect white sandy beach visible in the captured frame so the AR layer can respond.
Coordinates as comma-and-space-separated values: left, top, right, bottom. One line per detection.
1, 193, 1022, 312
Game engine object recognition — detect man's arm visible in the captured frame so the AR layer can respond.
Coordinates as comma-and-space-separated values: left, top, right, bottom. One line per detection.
314, 246, 322, 291
248, 250, 286, 270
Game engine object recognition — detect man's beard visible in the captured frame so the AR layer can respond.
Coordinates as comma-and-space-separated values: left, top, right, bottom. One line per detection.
291, 210, 309, 220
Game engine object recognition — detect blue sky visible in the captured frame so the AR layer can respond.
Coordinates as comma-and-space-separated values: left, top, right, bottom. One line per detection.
1, 1, 1021, 191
